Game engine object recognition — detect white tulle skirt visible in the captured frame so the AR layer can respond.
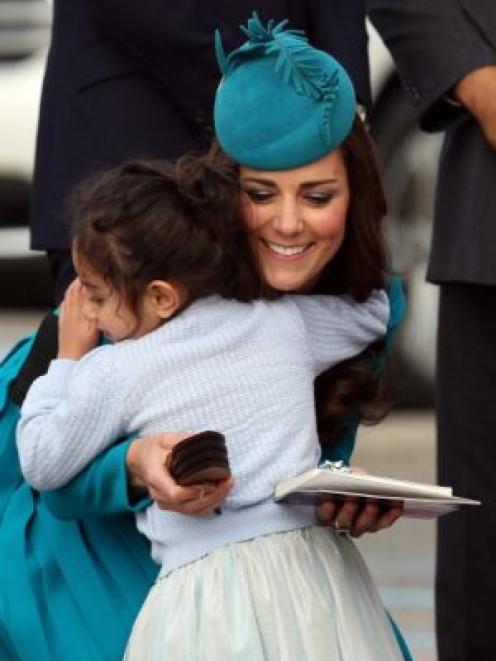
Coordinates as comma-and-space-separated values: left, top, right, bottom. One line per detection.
124, 526, 402, 661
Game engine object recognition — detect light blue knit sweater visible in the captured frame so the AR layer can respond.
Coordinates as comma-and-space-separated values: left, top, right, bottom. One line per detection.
17, 292, 388, 573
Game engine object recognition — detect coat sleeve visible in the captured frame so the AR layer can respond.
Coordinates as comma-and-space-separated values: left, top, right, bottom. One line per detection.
367, 0, 496, 131
41, 437, 151, 520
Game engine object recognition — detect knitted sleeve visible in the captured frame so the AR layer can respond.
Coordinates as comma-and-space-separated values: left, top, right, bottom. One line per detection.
16, 347, 128, 490
319, 275, 407, 466
290, 289, 389, 375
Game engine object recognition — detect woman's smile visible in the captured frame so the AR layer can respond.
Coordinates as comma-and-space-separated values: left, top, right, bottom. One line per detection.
261, 238, 316, 259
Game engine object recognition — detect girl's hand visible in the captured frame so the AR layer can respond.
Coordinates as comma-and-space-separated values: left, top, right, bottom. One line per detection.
58, 279, 100, 360
126, 433, 234, 515
315, 466, 403, 538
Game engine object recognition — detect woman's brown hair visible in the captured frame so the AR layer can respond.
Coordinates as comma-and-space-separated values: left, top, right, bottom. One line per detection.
208, 115, 393, 448
312, 116, 392, 447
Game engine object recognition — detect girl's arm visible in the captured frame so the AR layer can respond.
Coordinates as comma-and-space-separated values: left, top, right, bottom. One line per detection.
291, 289, 390, 375
2, 315, 224, 520
16, 348, 126, 490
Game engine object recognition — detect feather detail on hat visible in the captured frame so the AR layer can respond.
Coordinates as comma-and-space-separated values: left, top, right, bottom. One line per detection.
267, 36, 325, 99
239, 15, 288, 43
214, 29, 228, 75
216, 12, 340, 104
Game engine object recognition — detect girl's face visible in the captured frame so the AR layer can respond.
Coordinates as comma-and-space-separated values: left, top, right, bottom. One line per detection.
72, 251, 159, 342
239, 149, 349, 292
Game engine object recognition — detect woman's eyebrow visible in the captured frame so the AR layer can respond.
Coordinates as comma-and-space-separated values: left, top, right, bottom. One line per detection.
300, 178, 339, 189
240, 177, 277, 186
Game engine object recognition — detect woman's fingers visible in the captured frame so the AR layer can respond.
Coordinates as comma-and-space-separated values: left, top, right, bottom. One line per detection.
315, 499, 336, 525
316, 496, 404, 538
348, 501, 380, 538
153, 477, 234, 515
180, 477, 234, 516
126, 433, 191, 489
316, 497, 359, 532
148, 464, 202, 508
368, 501, 403, 533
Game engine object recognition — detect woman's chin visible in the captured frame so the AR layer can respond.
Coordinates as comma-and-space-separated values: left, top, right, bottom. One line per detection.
262, 269, 311, 293
258, 247, 329, 293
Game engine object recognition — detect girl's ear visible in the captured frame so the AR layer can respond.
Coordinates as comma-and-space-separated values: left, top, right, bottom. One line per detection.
146, 280, 187, 320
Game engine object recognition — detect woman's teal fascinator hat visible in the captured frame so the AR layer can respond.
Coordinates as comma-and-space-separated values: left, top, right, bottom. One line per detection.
214, 12, 357, 170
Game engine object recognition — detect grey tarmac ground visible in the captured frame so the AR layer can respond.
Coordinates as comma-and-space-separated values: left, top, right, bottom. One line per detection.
1, 309, 438, 660
355, 413, 437, 660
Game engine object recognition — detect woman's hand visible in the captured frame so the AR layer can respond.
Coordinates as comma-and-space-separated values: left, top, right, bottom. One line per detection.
316, 497, 403, 538
315, 466, 403, 538
126, 433, 234, 515
58, 279, 100, 360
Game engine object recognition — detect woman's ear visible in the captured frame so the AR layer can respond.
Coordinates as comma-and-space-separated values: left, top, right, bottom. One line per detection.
146, 280, 187, 320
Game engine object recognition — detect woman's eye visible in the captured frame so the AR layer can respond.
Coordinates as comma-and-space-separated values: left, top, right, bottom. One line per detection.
243, 188, 275, 204
305, 193, 334, 206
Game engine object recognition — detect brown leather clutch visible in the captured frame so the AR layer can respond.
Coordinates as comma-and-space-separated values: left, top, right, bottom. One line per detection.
168, 431, 231, 485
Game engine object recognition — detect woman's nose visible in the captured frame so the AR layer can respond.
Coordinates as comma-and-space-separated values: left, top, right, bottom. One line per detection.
271, 199, 304, 236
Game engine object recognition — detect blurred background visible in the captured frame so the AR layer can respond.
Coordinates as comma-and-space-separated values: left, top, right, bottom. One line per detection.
0, 2, 439, 658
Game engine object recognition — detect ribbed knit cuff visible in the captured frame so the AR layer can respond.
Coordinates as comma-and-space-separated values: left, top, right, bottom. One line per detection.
45, 359, 78, 395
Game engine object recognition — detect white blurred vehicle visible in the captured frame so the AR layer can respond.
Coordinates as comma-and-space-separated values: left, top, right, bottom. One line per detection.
0, 8, 439, 402
0, 0, 51, 306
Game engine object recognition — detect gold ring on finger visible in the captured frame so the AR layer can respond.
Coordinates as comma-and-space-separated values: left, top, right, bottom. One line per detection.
334, 520, 349, 535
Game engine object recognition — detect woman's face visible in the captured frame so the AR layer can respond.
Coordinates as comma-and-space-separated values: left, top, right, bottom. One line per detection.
239, 149, 350, 292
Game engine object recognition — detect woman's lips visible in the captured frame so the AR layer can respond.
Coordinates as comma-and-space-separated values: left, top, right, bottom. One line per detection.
261, 238, 315, 259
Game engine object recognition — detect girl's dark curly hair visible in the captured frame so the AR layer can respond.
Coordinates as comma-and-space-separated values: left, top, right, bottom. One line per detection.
70, 156, 268, 317
207, 115, 392, 448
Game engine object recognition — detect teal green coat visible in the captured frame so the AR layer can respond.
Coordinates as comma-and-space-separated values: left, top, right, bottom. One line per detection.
0, 277, 411, 660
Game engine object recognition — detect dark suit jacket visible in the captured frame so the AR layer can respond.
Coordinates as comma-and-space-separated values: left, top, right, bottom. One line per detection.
368, 0, 496, 285
30, 0, 370, 251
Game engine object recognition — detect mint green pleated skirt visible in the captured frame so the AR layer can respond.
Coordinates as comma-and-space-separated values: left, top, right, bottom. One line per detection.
124, 526, 403, 661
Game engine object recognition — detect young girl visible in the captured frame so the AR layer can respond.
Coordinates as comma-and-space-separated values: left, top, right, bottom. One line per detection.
15, 152, 397, 658
16, 16, 406, 661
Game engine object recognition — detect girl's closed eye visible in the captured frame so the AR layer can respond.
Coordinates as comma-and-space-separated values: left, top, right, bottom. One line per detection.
89, 295, 105, 306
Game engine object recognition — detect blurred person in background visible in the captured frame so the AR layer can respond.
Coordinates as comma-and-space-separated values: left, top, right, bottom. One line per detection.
368, 1, 496, 659
30, 0, 372, 305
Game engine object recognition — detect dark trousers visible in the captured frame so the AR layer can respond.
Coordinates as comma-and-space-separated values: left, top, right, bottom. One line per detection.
46, 249, 76, 306
436, 283, 496, 661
